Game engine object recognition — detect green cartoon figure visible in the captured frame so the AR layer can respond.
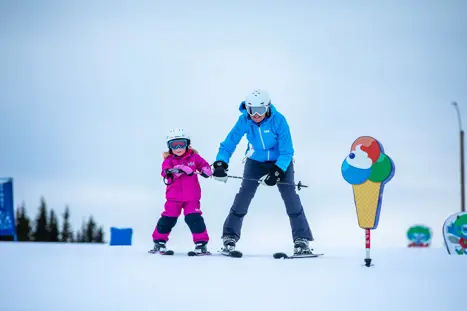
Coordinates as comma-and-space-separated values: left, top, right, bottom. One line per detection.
407, 225, 432, 247
444, 213, 467, 255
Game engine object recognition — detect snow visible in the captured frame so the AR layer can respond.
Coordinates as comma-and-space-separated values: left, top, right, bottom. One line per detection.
1, 242, 464, 311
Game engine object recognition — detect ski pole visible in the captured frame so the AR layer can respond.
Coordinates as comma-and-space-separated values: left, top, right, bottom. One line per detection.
163, 171, 308, 191
162, 168, 193, 185
227, 175, 308, 191
163, 169, 207, 185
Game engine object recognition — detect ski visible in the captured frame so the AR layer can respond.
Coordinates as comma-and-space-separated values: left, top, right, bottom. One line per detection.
187, 251, 212, 256
148, 249, 174, 255
219, 249, 243, 258
273, 252, 323, 259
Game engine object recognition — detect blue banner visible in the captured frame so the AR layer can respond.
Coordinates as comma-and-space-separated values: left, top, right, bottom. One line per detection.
0, 178, 16, 240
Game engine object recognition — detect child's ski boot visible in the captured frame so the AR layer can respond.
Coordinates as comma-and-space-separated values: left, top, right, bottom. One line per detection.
148, 240, 174, 255
188, 241, 211, 256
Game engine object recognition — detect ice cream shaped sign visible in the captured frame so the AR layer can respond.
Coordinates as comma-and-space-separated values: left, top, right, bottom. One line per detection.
341, 136, 395, 229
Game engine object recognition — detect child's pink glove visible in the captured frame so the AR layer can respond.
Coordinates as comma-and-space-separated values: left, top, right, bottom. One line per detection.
173, 165, 194, 176
200, 166, 213, 178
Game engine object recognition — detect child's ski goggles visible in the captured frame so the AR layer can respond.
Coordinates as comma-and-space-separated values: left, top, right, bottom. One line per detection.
246, 105, 268, 117
168, 139, 188, 150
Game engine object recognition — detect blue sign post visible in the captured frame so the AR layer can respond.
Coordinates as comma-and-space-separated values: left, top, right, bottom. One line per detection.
0, 178, 17, 241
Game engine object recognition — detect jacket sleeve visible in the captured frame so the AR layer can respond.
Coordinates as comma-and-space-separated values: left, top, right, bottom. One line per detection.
216, 115, 247, 164
274, 114, 294, 172
194, 153, 211, 171
161, 157, 173, 177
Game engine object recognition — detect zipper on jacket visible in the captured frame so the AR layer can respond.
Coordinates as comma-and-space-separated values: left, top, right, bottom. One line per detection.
258, 126, 269, 161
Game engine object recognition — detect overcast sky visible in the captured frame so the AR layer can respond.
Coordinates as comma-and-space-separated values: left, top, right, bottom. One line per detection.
1, 0, 467, 251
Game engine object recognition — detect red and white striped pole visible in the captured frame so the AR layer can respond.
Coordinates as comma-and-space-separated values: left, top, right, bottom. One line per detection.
364, 229, 373, 267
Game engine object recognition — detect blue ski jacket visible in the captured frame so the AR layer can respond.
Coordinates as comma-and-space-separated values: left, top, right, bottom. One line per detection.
215, 102, 294, 172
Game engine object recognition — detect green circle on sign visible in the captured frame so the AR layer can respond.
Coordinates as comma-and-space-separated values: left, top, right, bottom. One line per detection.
368, 153, 392, 182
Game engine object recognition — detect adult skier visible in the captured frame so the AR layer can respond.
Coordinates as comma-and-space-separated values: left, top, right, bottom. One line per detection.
212, 89, 315, 256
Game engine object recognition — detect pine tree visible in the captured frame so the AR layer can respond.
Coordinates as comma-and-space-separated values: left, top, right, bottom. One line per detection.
94, 226, 105, 243
76, 231, 82, 243
33, 197, 49, 241
85, 216, 96, 243
69, 231, 75, 243
47, 209, 59, 242
60, 206, 72, 242
15, 202, 32, 241
77, 220, 87, 243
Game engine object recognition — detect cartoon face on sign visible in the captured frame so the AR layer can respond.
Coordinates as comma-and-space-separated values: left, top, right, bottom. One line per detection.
341, 136, 395, 229
443, 212, 467, 255
407, 225, 432, 247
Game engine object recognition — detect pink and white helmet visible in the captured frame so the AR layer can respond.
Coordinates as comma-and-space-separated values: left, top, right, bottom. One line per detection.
166, 128, 191, 146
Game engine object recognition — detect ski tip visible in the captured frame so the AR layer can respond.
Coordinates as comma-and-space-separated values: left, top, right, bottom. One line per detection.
273, 252, 288, 259
231, 250, 243, 258
219, 250, 243, 258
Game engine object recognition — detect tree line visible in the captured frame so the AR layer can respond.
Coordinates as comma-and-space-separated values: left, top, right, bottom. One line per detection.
1, 196, 105, 243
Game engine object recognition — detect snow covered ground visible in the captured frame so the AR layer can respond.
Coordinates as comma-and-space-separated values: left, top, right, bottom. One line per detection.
0, 242, 463, 311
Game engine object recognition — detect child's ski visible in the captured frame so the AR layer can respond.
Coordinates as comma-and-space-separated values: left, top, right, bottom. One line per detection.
273, 252, 323, 259
187, 251, 212, 256
148, 249, 174, 255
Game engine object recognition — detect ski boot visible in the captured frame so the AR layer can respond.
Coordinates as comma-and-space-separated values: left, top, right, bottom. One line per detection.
188, 241, 211, 256
273, 238, 320, 259
222, 237, 236, 252
293, 238, 314, 256
220, 236, 243, 258
148, 240, 173, 255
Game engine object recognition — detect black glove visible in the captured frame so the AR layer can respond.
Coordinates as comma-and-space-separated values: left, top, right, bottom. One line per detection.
163, 169, 174, 185
164, 168, 174, 178
263, 165, 285, 186
212, 160, 228, 182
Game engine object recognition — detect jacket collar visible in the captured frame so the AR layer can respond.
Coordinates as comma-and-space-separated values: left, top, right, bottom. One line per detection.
171, 148, 193, 159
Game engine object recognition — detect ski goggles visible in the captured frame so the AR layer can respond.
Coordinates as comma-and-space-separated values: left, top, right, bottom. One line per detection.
246, 105, 268, 117
168, 139, 188, 150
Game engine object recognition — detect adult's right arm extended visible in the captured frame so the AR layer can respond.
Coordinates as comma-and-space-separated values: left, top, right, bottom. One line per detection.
216, 115, 246, 164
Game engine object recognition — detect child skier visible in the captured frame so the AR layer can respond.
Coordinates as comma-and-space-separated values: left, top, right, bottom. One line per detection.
150, 128, 213, 255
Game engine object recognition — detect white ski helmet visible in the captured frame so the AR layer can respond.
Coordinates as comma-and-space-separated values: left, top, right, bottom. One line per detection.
245, 89, 271, 107
166, 128, 190, 146
245, 89, 271, 116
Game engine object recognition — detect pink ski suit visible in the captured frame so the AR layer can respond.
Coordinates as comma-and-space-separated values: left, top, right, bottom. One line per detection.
152, 148, 212, 244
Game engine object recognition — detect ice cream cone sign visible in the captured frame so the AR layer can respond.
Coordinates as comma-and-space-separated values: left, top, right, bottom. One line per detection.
341, 136, 395, 229
341, 136, 395, 267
